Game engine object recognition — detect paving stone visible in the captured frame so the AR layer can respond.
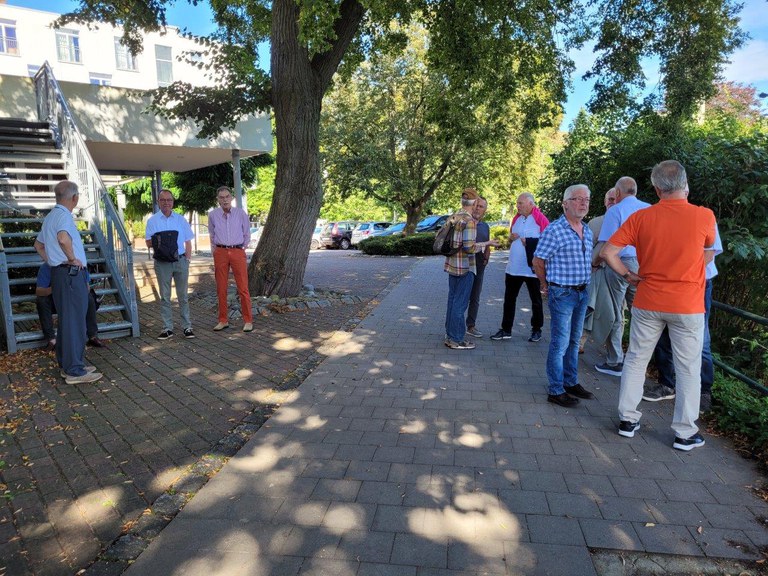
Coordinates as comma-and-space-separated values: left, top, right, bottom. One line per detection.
546, 493, 601, 519
391, 533, 448, 569
518, 470, 568, 493
610, 476, 665, 500
579, 518, 643, 550
633, 523, 705, 556
645, 500, 707, 526
696, 502, 764, 530
690, 527, 762, 560
597, 496, 656, 522
526, 515, 585, 546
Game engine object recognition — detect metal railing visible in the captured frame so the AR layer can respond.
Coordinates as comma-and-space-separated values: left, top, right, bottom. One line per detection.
32, 62, 139, 338
712, 300, 768, 395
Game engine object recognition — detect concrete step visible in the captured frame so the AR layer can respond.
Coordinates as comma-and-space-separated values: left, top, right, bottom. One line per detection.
2, 167, 68, 176
0, 155, 64, 165
15, 320, 133, 347
0, 178, 58, 187
0, 145, 60, 154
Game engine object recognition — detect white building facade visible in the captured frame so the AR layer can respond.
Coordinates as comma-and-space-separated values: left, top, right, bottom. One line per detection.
0, 3, 214, 90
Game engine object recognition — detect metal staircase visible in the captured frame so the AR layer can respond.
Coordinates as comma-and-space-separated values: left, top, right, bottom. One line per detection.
0, 63, 139, 352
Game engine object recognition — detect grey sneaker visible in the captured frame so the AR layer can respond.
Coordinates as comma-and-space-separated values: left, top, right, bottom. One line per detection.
65, 371, 103, 384
595, 362, 623, 377
446, 339, 476, 350
642, 385, 676, 402
466, 327, 483, 338
490, 329, 512, 341
60, 365, 97, 378
528, 330, 542, 342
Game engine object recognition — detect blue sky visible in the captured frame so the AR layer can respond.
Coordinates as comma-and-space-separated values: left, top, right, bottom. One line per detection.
9, 0, 768, 129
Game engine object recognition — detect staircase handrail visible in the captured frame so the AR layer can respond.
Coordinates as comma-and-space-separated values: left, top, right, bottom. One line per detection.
32, 62, 139, 338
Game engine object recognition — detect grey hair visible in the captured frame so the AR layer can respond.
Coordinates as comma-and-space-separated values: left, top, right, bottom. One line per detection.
54, 180, 78, 202
615, 176, 637, 196
563, 184, 590, 201
461, 197, 476, 208
651, 160, 687, 194
217, 186, 232, 195
518, 192, 535, 204
159, 188, 174, 198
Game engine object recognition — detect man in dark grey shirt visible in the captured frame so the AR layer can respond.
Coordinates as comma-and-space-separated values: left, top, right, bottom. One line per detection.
466, 197, 491, 337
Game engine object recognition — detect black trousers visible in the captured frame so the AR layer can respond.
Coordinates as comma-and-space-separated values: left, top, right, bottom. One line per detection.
501, 274, 543, 332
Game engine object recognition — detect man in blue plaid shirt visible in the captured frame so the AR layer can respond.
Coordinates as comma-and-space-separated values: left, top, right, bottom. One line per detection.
533, 184, 596, 407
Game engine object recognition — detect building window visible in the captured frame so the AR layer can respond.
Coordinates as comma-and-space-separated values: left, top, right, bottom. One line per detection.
89, 73, 112, 86
27, 64, 40, 77
155, 44, 173, 87
114, 37, 137, 70
0, 19, 19, 55
56, 29, 81, 63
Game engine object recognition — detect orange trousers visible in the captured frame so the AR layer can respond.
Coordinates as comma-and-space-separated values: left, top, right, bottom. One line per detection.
213, 247, 253, 323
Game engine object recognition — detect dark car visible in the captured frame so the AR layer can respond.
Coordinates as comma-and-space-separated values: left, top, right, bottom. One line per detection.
415, 214, 450, 233
319, 221, 358, 249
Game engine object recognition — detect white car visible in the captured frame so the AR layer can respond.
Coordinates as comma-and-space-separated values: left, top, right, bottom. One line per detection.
351, 221, 392, 246
310, 226, 322, 249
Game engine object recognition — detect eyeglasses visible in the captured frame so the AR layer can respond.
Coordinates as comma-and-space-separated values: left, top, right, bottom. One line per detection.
217, 195, 232, 200
567, 197, 590, 203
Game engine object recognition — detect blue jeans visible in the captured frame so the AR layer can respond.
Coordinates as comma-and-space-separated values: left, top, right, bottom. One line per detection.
546, 286, 589, 395
654, 278, 713, 393
445, 272, 475, 342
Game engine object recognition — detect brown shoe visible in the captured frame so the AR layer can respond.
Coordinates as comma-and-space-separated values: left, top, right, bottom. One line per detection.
88, 337, 107, 348
564, 384, 595, 399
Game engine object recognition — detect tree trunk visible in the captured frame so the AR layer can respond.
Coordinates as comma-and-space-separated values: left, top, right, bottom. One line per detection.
404, 202, 423, 235
248, 0, 364, 296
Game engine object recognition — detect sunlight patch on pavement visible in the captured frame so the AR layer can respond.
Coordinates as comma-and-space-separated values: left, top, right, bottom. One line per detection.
272, 337, 313, 351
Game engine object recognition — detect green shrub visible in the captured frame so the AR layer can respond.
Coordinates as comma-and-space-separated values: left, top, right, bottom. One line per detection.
490, 225, 511, 250
360, 232, 435, 256
710, 372, 768, 460
128, 220, 146, 239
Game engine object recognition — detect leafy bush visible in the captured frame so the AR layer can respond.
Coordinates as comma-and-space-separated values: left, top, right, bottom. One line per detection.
710, 372, 768, 461
128, 220, 146, 240
359, 233, 435, 256
490, 225, 511, 250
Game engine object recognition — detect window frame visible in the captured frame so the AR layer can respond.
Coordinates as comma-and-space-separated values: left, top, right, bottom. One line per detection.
155, 44, 173, 87
0, 19, 19, 56
55, 28, 81, 64
114, 37, 138, 71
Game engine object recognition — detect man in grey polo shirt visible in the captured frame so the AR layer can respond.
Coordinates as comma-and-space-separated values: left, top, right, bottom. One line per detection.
34, 180, 103, 384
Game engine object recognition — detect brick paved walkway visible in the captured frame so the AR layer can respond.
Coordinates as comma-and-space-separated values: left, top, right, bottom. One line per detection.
120, 255, 768, 576
0, 251, 416, 576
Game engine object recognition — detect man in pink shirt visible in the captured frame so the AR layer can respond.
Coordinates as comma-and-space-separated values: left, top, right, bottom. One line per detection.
208, 186, 253, 332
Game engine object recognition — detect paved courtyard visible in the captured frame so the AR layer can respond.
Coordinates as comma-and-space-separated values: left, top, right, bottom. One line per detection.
118, 254, 767, 576
0, 250, 415, 576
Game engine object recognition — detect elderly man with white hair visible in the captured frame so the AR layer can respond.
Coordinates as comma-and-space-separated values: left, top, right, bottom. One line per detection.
490, 193, 549, 343
532, 185, 596, 408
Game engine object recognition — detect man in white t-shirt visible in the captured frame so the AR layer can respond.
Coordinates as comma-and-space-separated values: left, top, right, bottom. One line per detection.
490, 193, 549, 342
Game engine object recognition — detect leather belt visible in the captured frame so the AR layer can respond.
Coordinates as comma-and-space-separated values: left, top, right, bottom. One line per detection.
216, 244, 243, 249
548, 282, 587, 291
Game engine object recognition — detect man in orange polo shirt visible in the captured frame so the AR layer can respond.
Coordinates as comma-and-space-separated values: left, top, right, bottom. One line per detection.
600, 160, 716, 451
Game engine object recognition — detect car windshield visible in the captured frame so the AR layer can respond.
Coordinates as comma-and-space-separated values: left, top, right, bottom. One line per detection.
389, 223, 405, 231
417, 216, 440, 228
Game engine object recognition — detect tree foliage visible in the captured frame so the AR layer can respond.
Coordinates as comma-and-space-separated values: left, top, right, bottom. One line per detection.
58, 0, 747, 296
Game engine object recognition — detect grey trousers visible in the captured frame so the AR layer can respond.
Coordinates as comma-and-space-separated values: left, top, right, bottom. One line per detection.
154, 257, 191, 331
618, 307, 704, 439
604, 256, 639, 365
51, 266, 89, 377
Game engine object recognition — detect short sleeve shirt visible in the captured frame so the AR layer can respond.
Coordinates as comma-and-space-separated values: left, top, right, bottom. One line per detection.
145, 211, 195, 256
533, 215, 592, 286
36, 204, 87, 266
608, 199, 716, 314
598, 196, 651, 258
506, 214, 542, 278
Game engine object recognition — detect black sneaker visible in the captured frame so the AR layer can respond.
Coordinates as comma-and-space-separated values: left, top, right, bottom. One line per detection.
564, 383, 594, 399
547, 393, 579, 407
490, 329, 512, 341
157, 330, 174, 340
618, 420, 640, 438
528, 330, 542, 342
595, 362, 623, 376
183, 328, 196, 339
673, 433, 705, 451
642, 385, 676, 402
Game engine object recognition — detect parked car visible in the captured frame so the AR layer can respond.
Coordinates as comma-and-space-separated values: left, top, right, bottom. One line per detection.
319, 221, 358, 249
351, 221, 392, 246
379, 222, 406, 236
415, 214, 450, 233
310, 225, 323, 250
247, 226, 262, 249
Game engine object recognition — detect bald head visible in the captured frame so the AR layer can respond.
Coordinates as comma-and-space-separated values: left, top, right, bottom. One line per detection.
54, 180, 78, 203
614, 177, 637, 203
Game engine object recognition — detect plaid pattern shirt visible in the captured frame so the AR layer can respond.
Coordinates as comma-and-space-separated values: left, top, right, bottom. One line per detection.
533, 214, 592, 286
444, 210, 477, 276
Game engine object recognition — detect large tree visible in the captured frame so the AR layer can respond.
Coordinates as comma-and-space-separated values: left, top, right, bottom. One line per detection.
59, 0, 744, 296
